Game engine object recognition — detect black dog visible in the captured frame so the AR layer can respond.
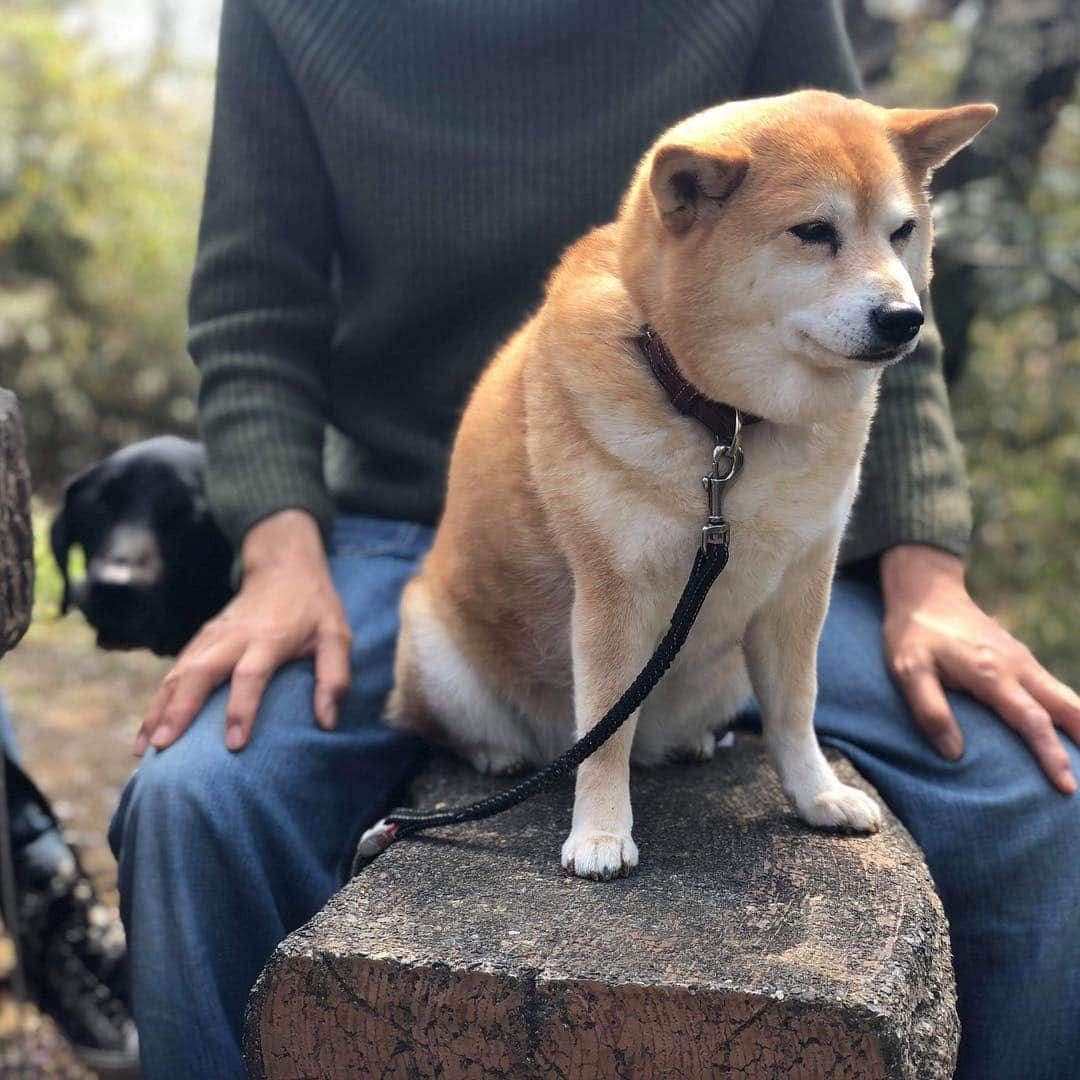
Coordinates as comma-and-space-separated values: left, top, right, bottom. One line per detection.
51, 436, 233, 656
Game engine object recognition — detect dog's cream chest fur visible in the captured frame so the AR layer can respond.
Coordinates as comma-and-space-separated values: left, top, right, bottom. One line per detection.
522, 381, 871, 766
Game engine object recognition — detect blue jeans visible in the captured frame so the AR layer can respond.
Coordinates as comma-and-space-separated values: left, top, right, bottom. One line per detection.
109, 514, 1079, 1079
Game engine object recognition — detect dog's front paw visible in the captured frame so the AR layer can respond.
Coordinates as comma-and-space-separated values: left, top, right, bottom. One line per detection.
561, 830, 639, 881
799, 784, 882, 834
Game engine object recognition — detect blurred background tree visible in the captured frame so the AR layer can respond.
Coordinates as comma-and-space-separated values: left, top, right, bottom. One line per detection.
846, 0, 1079, 684
0, 0, 208, 491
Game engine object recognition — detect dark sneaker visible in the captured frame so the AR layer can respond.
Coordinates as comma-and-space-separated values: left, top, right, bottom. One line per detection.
17, 834, 139, 1077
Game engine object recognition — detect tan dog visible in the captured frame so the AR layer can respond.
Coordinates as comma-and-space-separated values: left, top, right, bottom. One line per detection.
388, 90, 995, 880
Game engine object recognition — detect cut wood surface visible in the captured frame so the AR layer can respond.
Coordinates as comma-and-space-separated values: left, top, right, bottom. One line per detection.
0, 389, 33, 658
247, 738, 957, 1079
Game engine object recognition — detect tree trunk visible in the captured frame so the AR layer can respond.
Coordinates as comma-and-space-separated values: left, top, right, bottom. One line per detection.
0, 389, 33, 659
931, 0, 1079, 373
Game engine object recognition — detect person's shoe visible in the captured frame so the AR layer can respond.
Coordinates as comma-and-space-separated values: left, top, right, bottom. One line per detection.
16, 831, 140, 1078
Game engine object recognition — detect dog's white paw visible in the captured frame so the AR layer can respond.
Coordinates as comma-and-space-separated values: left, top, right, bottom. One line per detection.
561, 830, 639, 880
799, 784, 882, 834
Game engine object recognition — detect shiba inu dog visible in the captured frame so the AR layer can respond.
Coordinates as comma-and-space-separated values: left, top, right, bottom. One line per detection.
388, 90, 995, 880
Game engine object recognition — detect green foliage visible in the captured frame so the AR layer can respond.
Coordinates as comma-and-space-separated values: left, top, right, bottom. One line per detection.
962, 308, 1079, 681
0, 1, 207, 493
959, 99, 1080, 685
881, 17, 968, 108
873, 10, 1080, 686
30, 496, 80, 618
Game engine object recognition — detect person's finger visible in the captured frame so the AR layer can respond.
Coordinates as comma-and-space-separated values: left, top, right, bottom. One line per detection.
137, 619, 233, 753
313, 621, 352, 730
1022, 666, 1080, 746
136, 676, 177, 756
223, 647, 281, 751
891, 652, 963, 759
151, 641, 244, 751
983, 679, 1076, 795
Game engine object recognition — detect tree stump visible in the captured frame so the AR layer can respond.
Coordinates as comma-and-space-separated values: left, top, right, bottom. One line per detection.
0, 390, 34, 657
246, 739, 958, 1079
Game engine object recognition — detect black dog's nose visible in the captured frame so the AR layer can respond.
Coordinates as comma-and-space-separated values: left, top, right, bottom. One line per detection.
871, 302, 924, 345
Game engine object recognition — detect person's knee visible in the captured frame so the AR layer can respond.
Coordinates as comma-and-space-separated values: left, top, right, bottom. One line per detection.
110, 665, 313, 867
1020, 776, 1080, 885
110, 688, 232, 859
950, 715, 1080, 888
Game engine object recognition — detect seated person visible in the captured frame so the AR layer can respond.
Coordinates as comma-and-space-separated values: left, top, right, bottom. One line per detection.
109, 2, 1080, 1077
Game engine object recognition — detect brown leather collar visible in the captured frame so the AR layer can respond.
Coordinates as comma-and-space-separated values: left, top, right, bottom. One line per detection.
637, 324, 761, 445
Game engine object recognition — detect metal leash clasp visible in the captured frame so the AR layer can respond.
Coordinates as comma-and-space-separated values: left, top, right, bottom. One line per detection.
701, 412, 744, 553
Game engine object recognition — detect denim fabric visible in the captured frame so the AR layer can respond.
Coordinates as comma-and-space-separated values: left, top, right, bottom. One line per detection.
108, 517, 431, 1077
109, 515, 1079, 1079
816, 579, 1080, 1080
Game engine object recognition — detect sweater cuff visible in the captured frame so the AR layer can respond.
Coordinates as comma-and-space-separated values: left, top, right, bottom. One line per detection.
840, 326, 973, 567
206, 460, 335, 555
197, 366, 334, 551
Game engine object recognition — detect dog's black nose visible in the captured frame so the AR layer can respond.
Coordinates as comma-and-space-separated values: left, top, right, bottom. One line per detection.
871, 302, 924, 345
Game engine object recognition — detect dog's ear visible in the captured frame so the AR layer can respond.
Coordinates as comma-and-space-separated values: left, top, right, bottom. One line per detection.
650, 143, 750, 235
888, 103, 997, 176
50, 504, 75, 615
50, 464, 98, 615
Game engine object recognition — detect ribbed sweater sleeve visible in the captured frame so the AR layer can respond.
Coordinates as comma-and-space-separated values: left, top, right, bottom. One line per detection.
187, 0, 336, 549
747, 0, 973, 565
840, 296, 973, 563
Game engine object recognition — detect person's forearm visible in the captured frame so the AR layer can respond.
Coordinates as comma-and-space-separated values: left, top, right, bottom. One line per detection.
240, 509, 328, 580
841, 296, 972, 567
191, 0, 338, 549
880, 543, 965, 611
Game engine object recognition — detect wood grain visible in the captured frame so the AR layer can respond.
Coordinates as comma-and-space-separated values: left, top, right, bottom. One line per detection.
247, 739, 958, 1079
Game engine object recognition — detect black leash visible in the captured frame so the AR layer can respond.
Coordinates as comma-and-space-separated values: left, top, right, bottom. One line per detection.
353, 542, 729, 874
352, 327, 749, 875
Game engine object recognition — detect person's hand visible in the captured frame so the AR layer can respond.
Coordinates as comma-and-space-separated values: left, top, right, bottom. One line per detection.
881, 543, 1080, 793
135, 509, 351, 755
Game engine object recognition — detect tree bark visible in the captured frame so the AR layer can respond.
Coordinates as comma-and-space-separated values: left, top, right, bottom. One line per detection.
930, 0, 1079, 372
0, 389, 33, 658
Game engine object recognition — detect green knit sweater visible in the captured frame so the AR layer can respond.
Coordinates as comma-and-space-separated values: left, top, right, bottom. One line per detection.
189, 0, 972, 565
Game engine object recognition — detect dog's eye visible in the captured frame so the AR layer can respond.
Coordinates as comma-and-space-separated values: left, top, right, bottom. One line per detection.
890, 218, 917, 245
789, 221, 840, 251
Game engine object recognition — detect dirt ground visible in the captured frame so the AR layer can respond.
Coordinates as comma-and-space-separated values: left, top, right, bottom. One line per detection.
0, 614, 168, 1077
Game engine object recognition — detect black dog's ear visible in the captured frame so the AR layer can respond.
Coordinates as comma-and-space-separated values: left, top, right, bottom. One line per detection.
50, 465, 98, 615
50, 506, 74, 615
